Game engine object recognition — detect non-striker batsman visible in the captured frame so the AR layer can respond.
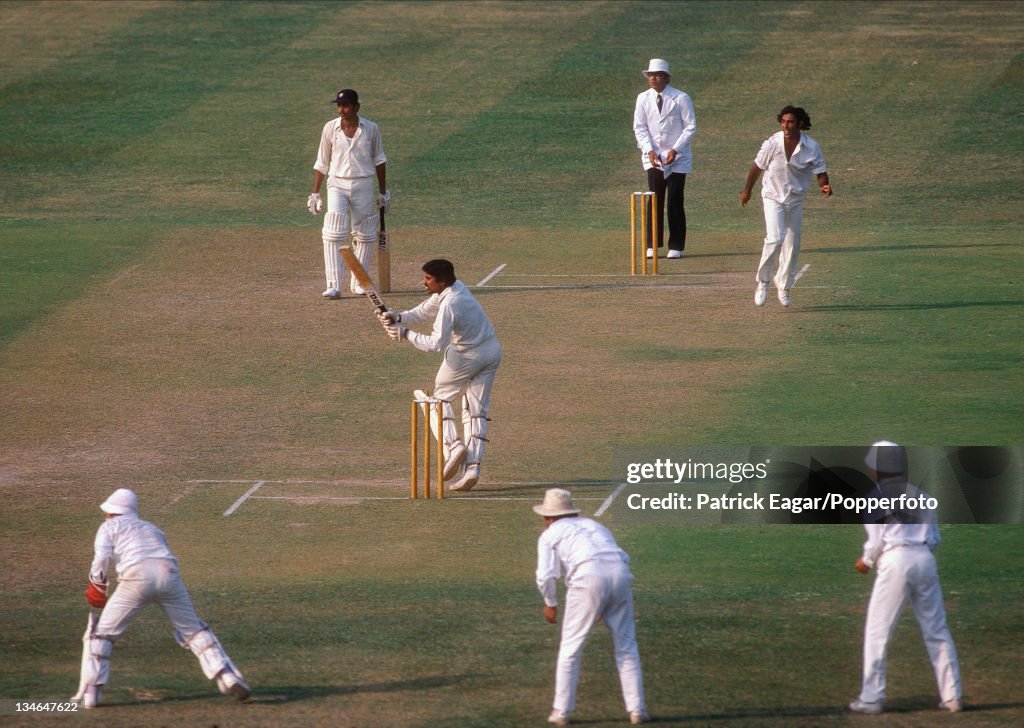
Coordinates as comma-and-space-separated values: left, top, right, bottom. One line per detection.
307, 88, 391, 299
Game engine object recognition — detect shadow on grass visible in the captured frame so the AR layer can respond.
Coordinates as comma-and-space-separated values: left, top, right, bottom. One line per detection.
104, 674, 485, 708
798, 300, 1023, 313
640, 697, 1024, 723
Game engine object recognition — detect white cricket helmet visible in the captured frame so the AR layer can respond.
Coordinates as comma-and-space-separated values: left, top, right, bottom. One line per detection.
100, 488, 138, 515
643, 58, 670, 77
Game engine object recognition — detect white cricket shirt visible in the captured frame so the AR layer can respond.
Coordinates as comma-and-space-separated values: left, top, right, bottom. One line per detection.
860, 478, 940, 567
313, 117, 387, 181
535, 517, 630, 607
400, 281, 496, 354
754, 131, 827, 205
90, 515, 177, 583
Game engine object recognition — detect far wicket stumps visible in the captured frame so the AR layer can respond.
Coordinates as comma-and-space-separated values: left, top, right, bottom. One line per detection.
411, 397, 445, 499
630, 191, 658, 275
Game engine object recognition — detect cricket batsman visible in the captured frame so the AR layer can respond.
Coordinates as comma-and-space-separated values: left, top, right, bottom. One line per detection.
74, 489, 251, 708
307, 88, 390, 299
379, 259, 501, 492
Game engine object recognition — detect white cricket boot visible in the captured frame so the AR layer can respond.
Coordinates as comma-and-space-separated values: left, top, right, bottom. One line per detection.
754, 281, 768, 306
547, 709, 569, 726
83, 685, 103, 709
443, 441, 467, 480
216, 669, 252, 702
849, 699, 882, 714
448, 464, 480, 492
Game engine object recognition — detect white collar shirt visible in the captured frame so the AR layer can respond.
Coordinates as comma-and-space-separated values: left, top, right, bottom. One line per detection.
313, 116, 387, 181
535, 517, 630, 607
398, 280, 497, 354
754, 131, 827, 205
633, 84, 697, 174
90, 515, 177, 583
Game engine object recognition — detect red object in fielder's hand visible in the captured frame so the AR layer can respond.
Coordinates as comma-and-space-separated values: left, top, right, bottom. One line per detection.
85, 582, 108, 608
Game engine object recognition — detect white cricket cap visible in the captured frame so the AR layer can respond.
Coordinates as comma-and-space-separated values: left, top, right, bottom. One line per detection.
533, 488, 582, 517
864, 441, 907, 474
643, 58, 670, 76
100, 488, 138, 515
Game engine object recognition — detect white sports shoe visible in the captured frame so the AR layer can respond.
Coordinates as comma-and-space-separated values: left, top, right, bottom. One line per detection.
849, 699, 882, 714
322, 287, 340, 299
754, 282, 768, 306
778, 288, 791, 307
645, 247, 654, 259
447, 464, 480, 492
443, 441, 467, 480
83, 685, 102, 709
630, 709, 652, 724
667, 249, 682, 259
217, 670, 252, 702
940, 698, 962, 712
547, 709, 569, 726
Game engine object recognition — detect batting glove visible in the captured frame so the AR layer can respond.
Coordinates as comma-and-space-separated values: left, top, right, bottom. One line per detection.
386, 323, 406, 342
378, 189, 392, 213
306, 192, 322, 215
377, 309, 400, 326
85, 581, 108, 608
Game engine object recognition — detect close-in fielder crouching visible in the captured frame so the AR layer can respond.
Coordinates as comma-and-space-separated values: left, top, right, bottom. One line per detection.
75, 489, 251, 708
381, 259, 501, 492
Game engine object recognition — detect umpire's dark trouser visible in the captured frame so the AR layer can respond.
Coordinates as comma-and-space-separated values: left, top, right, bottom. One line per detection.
646, 169, 687, 251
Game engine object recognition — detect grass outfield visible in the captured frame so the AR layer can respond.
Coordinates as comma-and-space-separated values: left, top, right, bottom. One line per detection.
1, 1, 1022, 726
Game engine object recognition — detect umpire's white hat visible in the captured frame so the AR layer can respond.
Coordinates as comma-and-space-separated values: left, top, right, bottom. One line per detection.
533, 488, 582, 517
643, 58, 670, 76
101, 488, 138, 515
865, 441, 907, 475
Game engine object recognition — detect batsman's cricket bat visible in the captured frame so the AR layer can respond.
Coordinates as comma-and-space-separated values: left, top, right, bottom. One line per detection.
378, 209, 391, 293
71, 610, 99, 701
339, 246, 390, 331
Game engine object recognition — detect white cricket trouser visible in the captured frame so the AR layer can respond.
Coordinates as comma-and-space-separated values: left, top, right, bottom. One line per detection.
323, 178, 377, 290
432, 338, 501, 466
859, 545, 961, 705
756, 198, 803, 290
553, 560, 645, 715
83, 559, 207, 688
96, 559, 205, 640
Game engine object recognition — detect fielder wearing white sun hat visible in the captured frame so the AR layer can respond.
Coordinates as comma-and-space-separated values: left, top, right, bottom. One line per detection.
100, 488, 138, 516
864, 440, 907, 475
642, 58, 670, 76
532, 488, 582, 517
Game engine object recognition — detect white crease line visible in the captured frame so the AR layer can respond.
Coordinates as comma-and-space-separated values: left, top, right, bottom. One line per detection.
223, 481, 265, 517
594, 482, 628, 517
476, 263, 507, 287
794, 263, 811, 282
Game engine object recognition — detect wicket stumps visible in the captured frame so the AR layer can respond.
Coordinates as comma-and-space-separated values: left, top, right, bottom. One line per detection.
630, 191, 658, 275
411, 397, 445, 499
